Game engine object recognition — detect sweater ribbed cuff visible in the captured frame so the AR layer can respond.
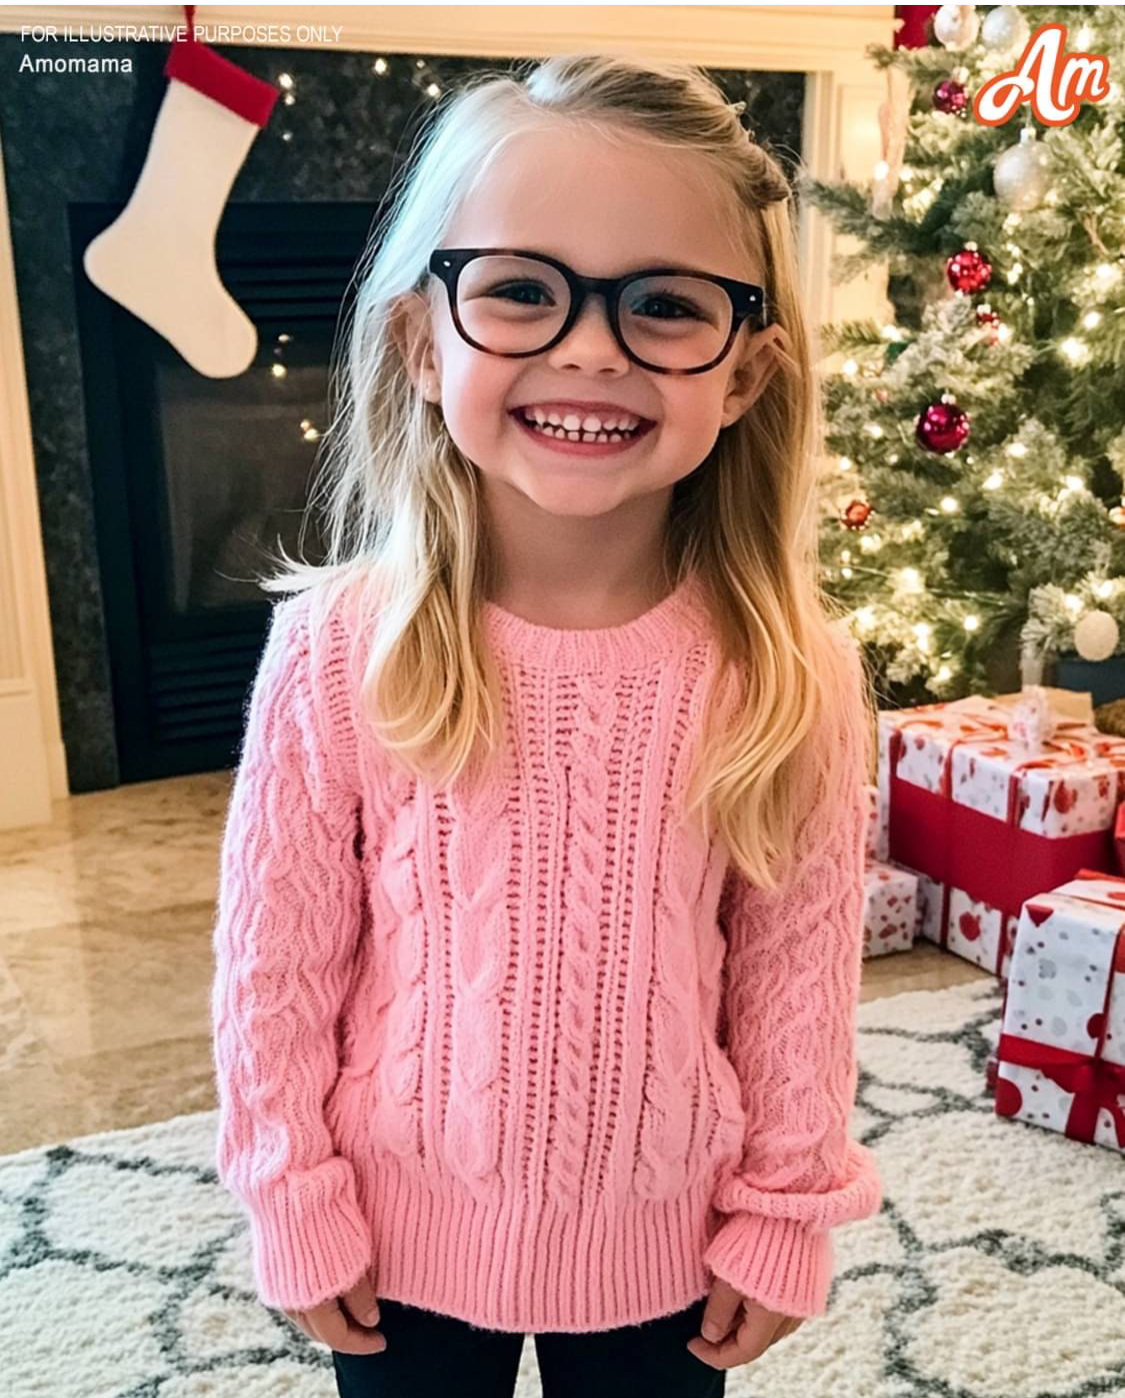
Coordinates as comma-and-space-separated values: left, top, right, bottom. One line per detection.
703, 1212, 833, 1318
246, 1157, 373, 1312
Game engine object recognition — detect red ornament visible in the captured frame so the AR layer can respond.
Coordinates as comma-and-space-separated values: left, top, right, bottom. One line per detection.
933, 78, 968, 115
916, 399, 970, 454
946, 247, 992, 295
976, 303, 1002, 345
842, 499, 873, 530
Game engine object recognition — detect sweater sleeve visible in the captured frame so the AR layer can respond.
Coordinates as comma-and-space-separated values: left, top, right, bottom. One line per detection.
702, 634, 883, 1318
210, 590, 372, 1313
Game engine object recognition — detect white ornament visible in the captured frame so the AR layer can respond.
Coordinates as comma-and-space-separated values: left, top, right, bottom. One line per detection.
993, 129, 1052, 211
1073, 609, 1120, 662
981, 5, 1029, 53
934, 4, 980, 51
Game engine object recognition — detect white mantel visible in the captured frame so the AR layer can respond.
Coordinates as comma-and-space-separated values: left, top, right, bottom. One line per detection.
0, 4, 894, 826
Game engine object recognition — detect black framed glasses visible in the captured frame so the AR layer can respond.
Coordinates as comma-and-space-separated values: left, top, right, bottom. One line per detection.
427, 247, 770, 375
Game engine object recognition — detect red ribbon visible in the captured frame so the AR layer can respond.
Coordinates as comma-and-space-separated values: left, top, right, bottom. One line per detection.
997, 1032, 1125, 1148
997, 870, 1125, 1147
887, 711, 1119, 974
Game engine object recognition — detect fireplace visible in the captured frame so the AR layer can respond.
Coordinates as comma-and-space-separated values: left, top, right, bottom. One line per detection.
72, 200, 372, 781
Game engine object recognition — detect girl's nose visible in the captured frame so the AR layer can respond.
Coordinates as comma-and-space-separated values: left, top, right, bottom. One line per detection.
545, 293, 630, 372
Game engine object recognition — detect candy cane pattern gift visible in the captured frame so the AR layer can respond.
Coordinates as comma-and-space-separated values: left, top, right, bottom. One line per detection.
994, 869, 1125, 1154
875, 695, 1125, 979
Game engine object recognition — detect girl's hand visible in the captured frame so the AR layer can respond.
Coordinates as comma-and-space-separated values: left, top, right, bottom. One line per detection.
686, 1277, 806, 1370
282, 1272, 387, 1355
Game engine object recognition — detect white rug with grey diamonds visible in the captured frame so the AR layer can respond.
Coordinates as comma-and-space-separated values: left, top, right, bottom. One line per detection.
3, 977, 1125, 1398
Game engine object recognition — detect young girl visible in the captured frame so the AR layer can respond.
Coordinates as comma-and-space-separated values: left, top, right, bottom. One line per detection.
211, 53, 883, 1398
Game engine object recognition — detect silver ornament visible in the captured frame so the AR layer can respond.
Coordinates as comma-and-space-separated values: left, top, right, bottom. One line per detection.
993, 130, 1052, 211
981, 5, 1029, 52
934, 4, 980, 51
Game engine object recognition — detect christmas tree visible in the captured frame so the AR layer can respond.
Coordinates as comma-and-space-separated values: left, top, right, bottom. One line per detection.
800, 4, 1125, 705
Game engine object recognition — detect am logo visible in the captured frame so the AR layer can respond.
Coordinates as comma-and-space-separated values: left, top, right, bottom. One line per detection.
974, 20, 1111, 127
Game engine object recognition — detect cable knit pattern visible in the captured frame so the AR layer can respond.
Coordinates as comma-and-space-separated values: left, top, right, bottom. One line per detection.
210, 576, 882, 1333
544, 669, 615, 1207
701, 636, 884, 1317
443, 760, 510, 1195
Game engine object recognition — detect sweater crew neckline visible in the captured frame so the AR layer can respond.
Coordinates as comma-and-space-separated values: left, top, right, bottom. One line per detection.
482, 571, 707, 669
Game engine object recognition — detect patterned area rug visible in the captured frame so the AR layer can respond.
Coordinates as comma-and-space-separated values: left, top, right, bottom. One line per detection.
3, 977, 1124, 1398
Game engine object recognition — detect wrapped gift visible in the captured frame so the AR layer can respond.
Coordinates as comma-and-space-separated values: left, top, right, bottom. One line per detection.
876, 689, 1125, 978
864, 783, 879, 860
862, 860, 918, 958
994, 868, 1125, 1152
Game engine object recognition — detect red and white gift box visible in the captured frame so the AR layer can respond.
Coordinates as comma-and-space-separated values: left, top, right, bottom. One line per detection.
994, 868, 1125, 1153
862, 860, 918, 959
876, 692, 1125, 978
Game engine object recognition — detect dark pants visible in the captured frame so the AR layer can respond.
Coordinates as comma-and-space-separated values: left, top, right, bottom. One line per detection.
332, 1294, 725, 1397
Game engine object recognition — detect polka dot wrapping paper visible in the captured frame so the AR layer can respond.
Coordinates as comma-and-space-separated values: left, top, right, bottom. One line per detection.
994, 868, 1125, 1154
862, 860, 920, 960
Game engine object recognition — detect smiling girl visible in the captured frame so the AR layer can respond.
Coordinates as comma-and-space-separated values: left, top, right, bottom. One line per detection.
210, 53, 883, 1398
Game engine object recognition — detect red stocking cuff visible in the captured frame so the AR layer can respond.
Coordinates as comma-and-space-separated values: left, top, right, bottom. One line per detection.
164, 37, 279, 127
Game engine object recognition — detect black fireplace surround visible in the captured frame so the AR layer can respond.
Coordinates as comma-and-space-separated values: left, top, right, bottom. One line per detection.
0, 31, 802, 791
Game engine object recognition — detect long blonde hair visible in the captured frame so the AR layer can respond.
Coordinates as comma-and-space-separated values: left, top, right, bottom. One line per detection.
260, 53, 875, 891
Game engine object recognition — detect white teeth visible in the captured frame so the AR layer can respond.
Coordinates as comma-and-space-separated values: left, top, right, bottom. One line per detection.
521, 406, 642, 434
524, 420, 632, 443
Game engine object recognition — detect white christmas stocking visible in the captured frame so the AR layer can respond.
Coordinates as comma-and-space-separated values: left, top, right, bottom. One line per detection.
83, 10, 278, 378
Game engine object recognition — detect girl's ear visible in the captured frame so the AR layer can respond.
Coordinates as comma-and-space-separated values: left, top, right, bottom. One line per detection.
720, 323, 793, 427
391, 290, 442, 403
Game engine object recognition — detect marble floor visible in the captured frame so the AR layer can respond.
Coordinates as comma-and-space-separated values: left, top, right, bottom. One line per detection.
0, 772, 993, 1155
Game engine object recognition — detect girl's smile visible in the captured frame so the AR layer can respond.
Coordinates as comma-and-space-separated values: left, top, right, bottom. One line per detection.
508, 405, 659, 457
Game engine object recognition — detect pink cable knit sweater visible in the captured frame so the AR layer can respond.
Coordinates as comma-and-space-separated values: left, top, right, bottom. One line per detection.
210, 574, 882, 1334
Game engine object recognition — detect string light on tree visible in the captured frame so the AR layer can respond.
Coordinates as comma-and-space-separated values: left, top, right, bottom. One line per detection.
1060, 336, 1091, 366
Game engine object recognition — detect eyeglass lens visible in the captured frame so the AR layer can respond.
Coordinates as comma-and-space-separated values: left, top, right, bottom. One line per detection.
455, 255, 736, 370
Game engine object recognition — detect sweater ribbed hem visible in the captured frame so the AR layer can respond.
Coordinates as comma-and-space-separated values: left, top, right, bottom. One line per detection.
361, 1154, 721, 1334
702, 1211, 833, 1318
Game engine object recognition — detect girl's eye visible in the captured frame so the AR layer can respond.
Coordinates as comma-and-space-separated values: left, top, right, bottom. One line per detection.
631, 295, 704, 321
487, 281, 556, 306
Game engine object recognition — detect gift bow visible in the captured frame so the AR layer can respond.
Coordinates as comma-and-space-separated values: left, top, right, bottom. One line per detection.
997, 870, 1125, 1149
898, 694, 1115, 777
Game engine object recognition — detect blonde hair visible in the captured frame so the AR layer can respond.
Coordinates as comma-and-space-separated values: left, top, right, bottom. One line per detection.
260, 52, 875, 891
